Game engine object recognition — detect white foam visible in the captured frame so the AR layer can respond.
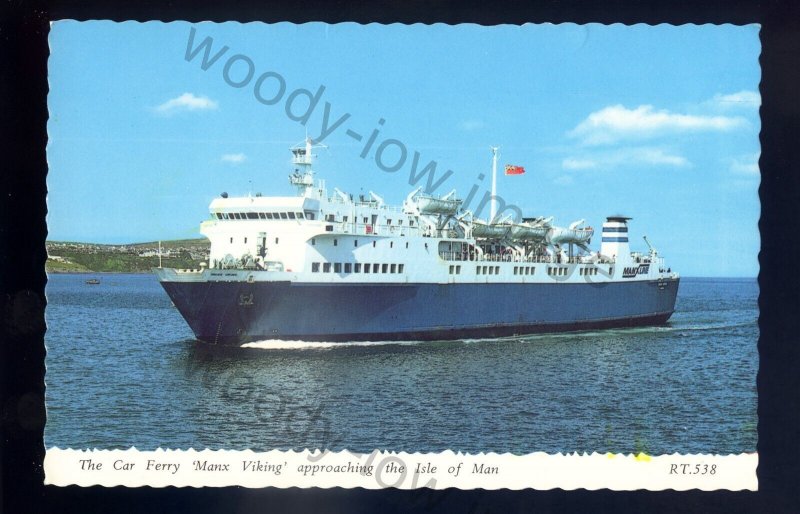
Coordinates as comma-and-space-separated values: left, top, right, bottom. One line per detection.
240, 339, 424, 350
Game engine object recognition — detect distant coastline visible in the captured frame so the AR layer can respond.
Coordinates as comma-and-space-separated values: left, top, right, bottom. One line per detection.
46, 238, 209, 273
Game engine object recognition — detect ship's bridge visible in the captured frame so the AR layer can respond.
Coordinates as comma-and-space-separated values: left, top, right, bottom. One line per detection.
209, 195, 321, 221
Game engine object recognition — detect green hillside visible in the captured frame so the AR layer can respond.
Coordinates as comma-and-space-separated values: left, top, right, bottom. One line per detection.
46, 238, 209, 273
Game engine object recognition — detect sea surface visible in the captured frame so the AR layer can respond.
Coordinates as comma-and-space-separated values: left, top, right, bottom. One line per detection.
44, 274, 757, 455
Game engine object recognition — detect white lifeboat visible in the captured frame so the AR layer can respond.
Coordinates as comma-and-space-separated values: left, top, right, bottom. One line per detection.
414, 189, 462, 215
472, 219, 510, 239
548, 219, 594, 245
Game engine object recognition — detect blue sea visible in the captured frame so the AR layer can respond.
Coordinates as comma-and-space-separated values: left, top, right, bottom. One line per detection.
44, 274, 757, 454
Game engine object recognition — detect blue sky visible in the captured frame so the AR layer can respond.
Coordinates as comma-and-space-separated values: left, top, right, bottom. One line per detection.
47, 22, 761, 277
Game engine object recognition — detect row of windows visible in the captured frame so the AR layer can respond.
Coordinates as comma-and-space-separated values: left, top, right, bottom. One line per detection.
548, 267, 568, 276
448, 265, 462, 275
311, 238, 411, 249
580, 268, 599, 276
216, 211, 316, 221
323, 214, 414, 226
514, 266, 536, 275
311, 262, 405, 274
476, 265, 501, 275
230, 237, 278, 244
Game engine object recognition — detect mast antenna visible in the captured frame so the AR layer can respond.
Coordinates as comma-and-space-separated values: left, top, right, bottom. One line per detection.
490, 146, 499, 222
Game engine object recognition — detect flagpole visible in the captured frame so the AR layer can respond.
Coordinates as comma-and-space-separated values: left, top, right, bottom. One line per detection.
490, 146, 499, 222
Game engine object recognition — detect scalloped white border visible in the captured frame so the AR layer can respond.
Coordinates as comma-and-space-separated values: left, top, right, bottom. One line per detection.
44, 448, 757, 490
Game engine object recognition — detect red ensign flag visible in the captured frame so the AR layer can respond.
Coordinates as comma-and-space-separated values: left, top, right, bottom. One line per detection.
505, 165, 526, 175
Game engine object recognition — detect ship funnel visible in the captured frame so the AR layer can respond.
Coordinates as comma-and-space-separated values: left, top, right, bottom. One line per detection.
600, 216, 631, 262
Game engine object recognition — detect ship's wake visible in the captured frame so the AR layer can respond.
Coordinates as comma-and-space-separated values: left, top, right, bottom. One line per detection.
240, 339, 425, 350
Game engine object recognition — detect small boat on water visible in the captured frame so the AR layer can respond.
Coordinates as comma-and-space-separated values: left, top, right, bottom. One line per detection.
85, 278, 100, 285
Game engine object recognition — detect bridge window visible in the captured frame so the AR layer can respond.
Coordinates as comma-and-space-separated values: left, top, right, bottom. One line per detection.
343, 216, 348, 222
398, 264, 404, 273
323, 263, 331, 273
288, 212, 296, 219
247, 212, 258, 219
271, 212, 279, 219
296, 212, 304, 219
391, 264, 397, 273
304, 211, 315, 220
258, 213, 266, 219
280, 213, 288, 220
449, 265, 454, 274
355, 263, 362, 273
344, 263, 352, 273
456, 265, 461, 274
216, 213, 223, 219
266, 213, 273, 219
379, 263, 386, 273
334, 263, 342, 273
364, 264, 371, 273
311, 262, 320, 272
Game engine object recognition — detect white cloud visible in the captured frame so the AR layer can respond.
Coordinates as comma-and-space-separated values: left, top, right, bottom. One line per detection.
711, 90, 761, 110
561, 147, 690, 171
562, 158, 597, 170
730, 152, 760, 175
221, 153, 246, 164
569, 104, 747, 145
156, 93, 218, 114
553, 175, 575, 186
458, 120, 484, 131
633, 148, 690, 167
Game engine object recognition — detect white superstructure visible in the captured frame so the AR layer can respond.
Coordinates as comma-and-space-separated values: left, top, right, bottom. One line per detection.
187, 138, 677, 286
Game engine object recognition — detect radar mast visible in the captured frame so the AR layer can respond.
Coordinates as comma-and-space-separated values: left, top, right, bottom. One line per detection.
289, 136, 326, 196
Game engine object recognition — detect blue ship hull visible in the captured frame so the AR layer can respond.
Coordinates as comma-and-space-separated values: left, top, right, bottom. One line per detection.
159, 278, 680, 344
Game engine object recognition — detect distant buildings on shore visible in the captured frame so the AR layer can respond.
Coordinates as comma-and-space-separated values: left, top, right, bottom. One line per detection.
46, 240, 210, 261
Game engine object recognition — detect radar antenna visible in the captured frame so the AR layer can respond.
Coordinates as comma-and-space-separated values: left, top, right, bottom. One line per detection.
289, 136, 327, 196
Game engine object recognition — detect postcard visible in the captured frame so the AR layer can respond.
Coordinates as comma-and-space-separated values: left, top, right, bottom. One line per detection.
43, 20, 760, 490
